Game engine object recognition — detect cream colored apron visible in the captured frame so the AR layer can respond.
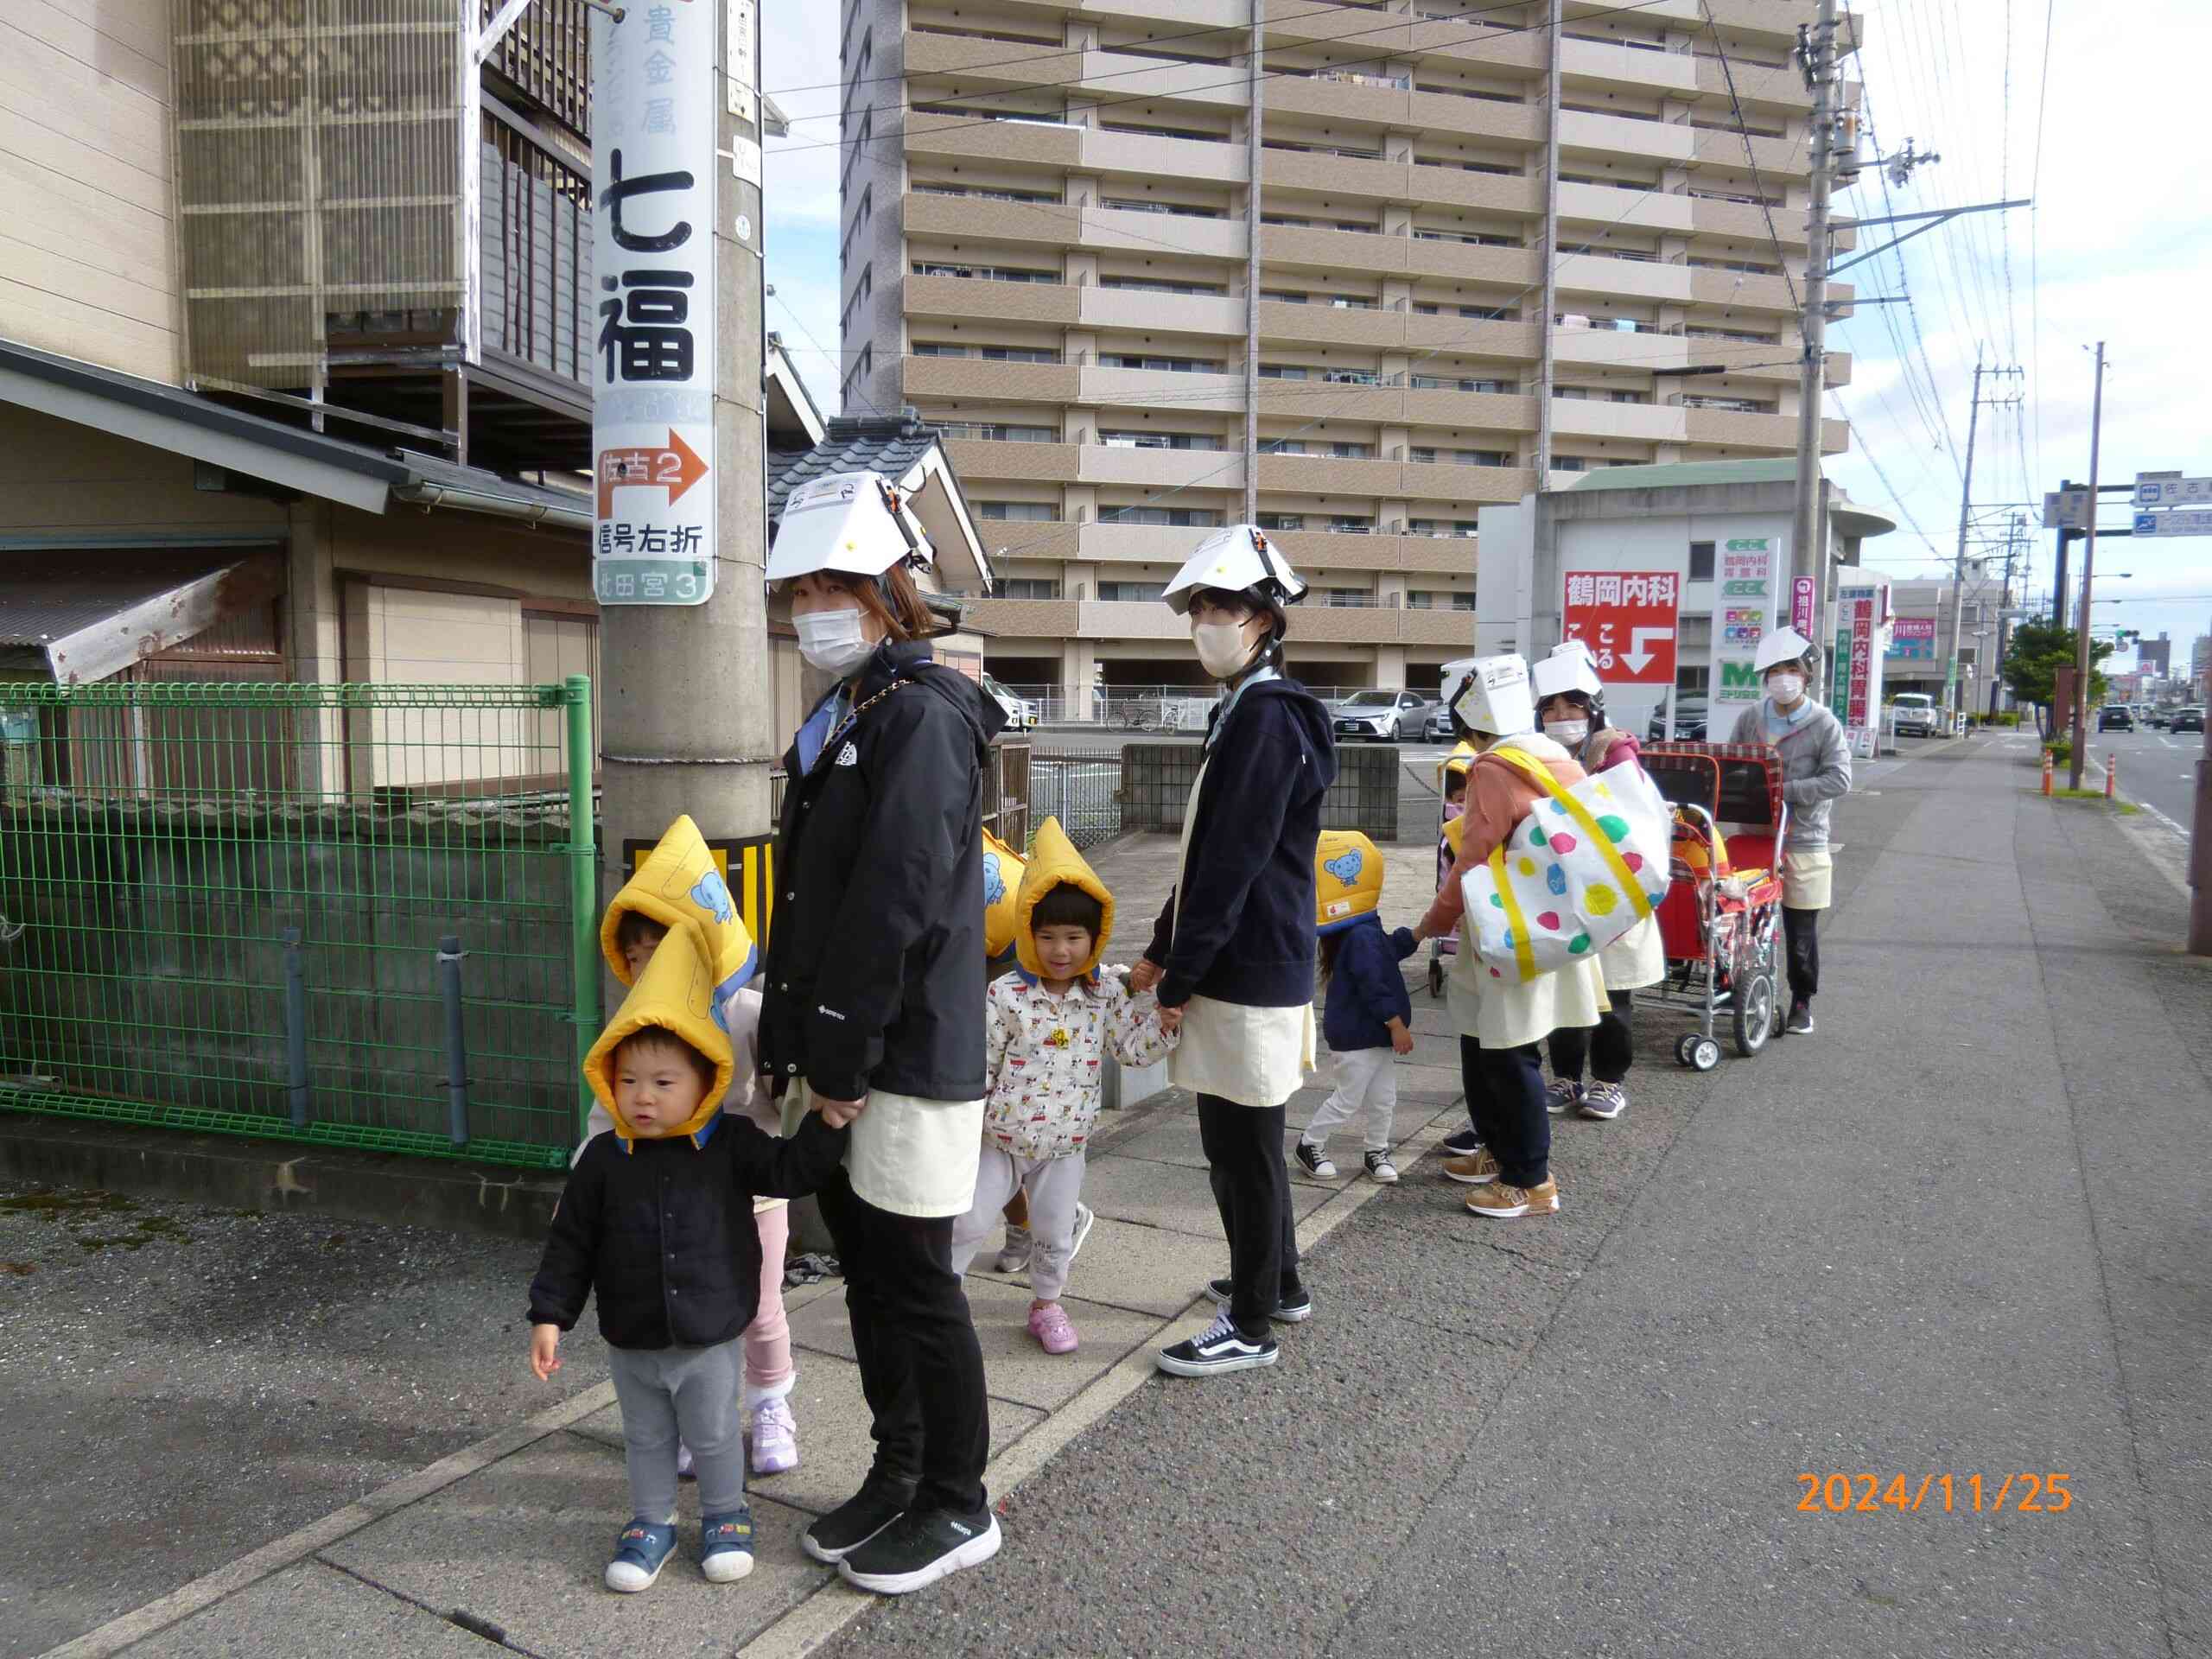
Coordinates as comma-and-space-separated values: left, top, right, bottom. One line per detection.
1162, 758, 1318, 1109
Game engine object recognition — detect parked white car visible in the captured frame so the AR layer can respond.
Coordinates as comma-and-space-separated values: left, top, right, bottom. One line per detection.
1889, 693, 1941, 737
982, 673, 1038, 730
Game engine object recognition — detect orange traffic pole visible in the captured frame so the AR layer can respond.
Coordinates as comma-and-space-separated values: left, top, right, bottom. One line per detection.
2042, 748, 2054, 796
2106, 751, 2117, 799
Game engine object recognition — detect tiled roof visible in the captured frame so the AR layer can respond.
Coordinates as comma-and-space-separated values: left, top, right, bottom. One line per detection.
766, 414, 946, 531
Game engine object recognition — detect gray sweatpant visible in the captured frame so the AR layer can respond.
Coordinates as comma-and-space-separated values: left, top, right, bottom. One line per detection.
607, 1339, 747, 1520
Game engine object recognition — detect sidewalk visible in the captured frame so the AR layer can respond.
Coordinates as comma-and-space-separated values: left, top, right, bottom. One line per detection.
43, 841, 1456, 1658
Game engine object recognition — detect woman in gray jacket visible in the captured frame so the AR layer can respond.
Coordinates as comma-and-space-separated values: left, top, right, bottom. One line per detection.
1727, 627, 1851, 1033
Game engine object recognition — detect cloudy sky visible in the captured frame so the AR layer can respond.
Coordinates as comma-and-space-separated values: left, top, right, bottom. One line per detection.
761, 0, 2212, 673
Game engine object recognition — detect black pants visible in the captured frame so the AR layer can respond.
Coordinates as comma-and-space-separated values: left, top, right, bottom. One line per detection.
1196, 1094, 1302, 1339
817, 1167, 990, 1515
1459, 1035, 1550, 1188
1783, 906, 1820, 1005
1549, 989, 1636, 1084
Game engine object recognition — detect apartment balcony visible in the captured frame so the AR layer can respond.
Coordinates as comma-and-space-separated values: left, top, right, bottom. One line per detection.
902, 273, 1081, 327
1397, 461, 1535, 504
1402, 605, 1481, 646
1083, 127, 1249, 186
1399, 388, 1539, 430
1084, 204, 1245, 260
1406, 91, 1548, 147
1681, 407, 1849, 454
1081, 522, 1227, 566
1404, 315, 1542, 359
1255, 301, 1411, 350
1255, 453, 1405, 496
961, 597, 1081, 639
1256, 380, 1410, 424
1078, 601, 1189, 641
1688, 192, 1809, 247
901, 190, 1075, 251
903, 110, 1083, 169
172, 0, 599, 469
1402, 237, 1544, 286
1687, 122, 1808, 179
1558, 107, 1695, 166
1551, 398, 1690, 443
1554, 327, 1844, 387
1266, 74, 1397, 126
1082, 285, 1245, 338
1264, 149, 1412, 203
1688, 264, 1827, 315
1699, 0, 1818, 45
1081, 365, 1243, 416
1694, 54, 1815, 111
1274, 530, 1478, 575
1407, 164, 1546, 217
1408, 22, 1548, 75
1559, 35, 1699, 97
903, 30, 1085, 91
973, 519, 1080, 562
941, 438, 1082, 481
901, 356, 1081, 404
1556, 179, 1696, 236
1555, 251, 1695, 303
1294, 605, 1426, 645
1080, 445, 1243, 490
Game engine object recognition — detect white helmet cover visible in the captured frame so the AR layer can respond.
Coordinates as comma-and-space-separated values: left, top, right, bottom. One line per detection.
1435, 656, 1479, 716
1161, 524, 1309, 625
767, 470, 936, 587
1532, 639, 1603, 702
1753, 626, 1815, 675
1452, 652, 1536, 738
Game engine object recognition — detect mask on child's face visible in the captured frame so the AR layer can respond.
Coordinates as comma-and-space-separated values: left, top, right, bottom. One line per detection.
1443, 798, 1465, 823
1543, 719, 1591, 746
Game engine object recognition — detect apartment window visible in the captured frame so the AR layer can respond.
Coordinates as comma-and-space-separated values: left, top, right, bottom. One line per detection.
1410, 375, 1513, 393
1097, 507, 1224, 527
936, 421, 1058, 442
1688, 542, 1716, 582
1100, 197, 1226, 219
1261, 439, 1307, 454
1260, 289, 1308, 303
1610, 390, 1650, 404
976, 502, 1056, 521
1325, 295, 1376, 310
1255, 512, 1305, 531
911, 341, 967, 357
1329, 442, 1372, 459
1414, 303, 1517, 321
1099, 430, 1225, 451
1099, 353, 1224, 373
1407, 589, 1478, 610
1553, 455, 1590, 473
910, 262, 1058, 283
1096, 276, 1227, 296
1676, 664, 1711, 696
1099, 581, 1171, 601
1463, 449, 1510, 467
1408, 518, 1480, 537
997, 578, 1063, 598
1098, 120, 1225, 143
1322, 588, 1376, 607
982, 346, 1060, 363
1556, 387, 1591, 401
1327, 515, 1374, 532
1258, 365, 1308, 381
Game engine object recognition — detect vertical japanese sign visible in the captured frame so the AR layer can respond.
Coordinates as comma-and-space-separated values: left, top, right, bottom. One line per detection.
1791, 575, 1815, 638
1562, 570, 1680, 684
1710, 536, 1776, 710
592, 2, 717, 606
1847, 595, 1876, 728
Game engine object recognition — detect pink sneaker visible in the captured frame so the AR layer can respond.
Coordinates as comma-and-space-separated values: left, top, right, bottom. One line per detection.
1027, 1301, 1079, 1354
749, 1395, 799, 1476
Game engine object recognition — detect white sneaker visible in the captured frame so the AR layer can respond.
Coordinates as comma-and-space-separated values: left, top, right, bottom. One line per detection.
1363, 1149, 1399, 1185
1066, 1202, 1096, 1263
1294, 1140, 1337, 1179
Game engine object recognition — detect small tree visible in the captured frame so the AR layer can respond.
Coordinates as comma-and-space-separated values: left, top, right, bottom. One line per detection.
2002, 621, 2113, 735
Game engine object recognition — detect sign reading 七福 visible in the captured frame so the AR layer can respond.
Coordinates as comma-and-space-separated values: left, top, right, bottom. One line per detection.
1562, 569, 1681, 685
591, 2, 718, 606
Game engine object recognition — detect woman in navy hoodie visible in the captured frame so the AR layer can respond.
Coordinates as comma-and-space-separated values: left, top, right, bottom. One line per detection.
1130, 526, 1337, 1379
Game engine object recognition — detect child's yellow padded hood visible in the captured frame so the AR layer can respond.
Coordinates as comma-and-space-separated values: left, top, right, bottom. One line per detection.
1315, 830, 1385, 934
1014, 815, 1114, 979
982, 829, 1027, 959
601, 814, 759, 1000
583, 930, 734, 1147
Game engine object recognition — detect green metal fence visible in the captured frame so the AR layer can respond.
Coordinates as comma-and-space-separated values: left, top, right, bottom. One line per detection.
0, 677, 600, 1169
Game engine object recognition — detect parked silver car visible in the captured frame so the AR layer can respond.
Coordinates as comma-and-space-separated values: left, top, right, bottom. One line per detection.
1331, 689, 1435, 743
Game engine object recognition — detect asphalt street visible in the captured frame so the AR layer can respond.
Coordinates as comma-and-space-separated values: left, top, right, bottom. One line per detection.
2085, 725, 2206, 833
826, 740, 2212, 1659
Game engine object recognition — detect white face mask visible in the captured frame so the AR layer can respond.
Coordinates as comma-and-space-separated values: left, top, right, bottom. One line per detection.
795, 606, 874, 677
1192, 620, 1256, 679
1768, 672, 1807, 706
1543, 718, 1591, 746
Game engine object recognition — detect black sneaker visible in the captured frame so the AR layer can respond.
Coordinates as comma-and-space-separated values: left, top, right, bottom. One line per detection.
1293, 1139, 1337, 1179
1205, 1276, 1313, 1323
1441, 1125, 1482, 1158
838, 1504, 1002, 1595
1157, 1310, 1281, 1376
1785, 1001, 1815, 1035
801, 1470, 916, 1564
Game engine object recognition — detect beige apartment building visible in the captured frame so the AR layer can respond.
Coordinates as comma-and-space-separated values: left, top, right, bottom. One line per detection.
838, 0, 1856, 697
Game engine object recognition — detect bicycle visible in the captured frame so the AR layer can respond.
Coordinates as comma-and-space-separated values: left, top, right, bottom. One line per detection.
1109, 699, 1163, 734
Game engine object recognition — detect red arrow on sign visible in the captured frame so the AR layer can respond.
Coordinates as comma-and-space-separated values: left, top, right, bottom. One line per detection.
596, 429, 709, 518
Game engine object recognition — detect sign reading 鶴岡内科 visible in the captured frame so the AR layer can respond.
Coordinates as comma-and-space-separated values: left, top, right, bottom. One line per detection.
1562, 569, 1681, 685
591, 2, 718, 606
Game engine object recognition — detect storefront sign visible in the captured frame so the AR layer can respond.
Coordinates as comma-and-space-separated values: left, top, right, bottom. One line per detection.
1888, 617, 1937, 660
1847, 596, 1876, 727
1791, 575, 1816, 637
1562, 569, 1681, 684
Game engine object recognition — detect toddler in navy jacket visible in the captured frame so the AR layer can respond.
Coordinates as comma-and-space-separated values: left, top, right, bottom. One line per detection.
1296, 831, 1417, 1183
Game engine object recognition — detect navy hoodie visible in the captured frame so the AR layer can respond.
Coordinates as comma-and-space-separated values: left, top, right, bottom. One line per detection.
1147, 676, 1338, 1008
1321, 914, 1418, 1052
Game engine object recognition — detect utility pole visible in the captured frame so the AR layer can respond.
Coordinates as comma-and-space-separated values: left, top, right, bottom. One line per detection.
1989, 513, 2024, 718
1242, 0, 1262, 525
1789, 0, 1840, 638
594, 0, 775, 906
1948, 362, 2022, 721
2067, 342, 2107, 791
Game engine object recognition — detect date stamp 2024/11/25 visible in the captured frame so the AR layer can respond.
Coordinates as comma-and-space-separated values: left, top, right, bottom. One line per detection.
1797, 1474, 2073, 1514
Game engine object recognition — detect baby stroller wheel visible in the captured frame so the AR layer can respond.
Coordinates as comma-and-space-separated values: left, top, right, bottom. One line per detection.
1733, 970, 1777, 1057
1427, 957, 1445, 998
1689, 1036, 1722, 1071
1675, 1033, 1700, 1068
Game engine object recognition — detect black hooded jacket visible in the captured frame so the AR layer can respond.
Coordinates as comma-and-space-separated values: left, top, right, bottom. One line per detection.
1147, 676, 1337, 1008
758, 639, 1007, 1102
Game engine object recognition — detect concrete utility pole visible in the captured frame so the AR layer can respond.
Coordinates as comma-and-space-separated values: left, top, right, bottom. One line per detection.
1948, 363, 2021, 720
1243, 0, 1262, 525
1789, 0, 1840, 638
1989, 513, 2024, 717
597, 0, 776, 893
2067, 341, 2107, 791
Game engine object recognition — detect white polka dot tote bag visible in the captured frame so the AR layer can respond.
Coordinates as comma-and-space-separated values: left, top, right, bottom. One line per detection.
1459, 747, 1673, 983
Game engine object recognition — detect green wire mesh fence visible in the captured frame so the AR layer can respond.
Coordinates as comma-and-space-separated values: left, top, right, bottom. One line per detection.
0, 677, 600, 1170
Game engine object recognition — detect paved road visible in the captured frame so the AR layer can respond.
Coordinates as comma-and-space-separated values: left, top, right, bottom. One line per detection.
828, 739, 2212, 1659
2084, 725, 2205, 832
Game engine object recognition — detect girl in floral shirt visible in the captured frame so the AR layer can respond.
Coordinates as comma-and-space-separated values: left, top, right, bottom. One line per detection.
950, 818, 1177, 1353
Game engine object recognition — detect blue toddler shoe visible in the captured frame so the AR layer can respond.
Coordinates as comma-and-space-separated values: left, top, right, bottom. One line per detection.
605, 1517, 677, 1592
701, 1506, 756, 1582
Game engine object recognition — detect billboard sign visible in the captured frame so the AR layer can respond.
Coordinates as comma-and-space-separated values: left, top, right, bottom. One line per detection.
1887, 617, 1937, 660
591, 2, 718, 606
1562, 569, 1680, 684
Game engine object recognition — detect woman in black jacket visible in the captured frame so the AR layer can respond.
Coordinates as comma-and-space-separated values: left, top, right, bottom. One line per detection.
1132, 526, 1336, 1379
758, 472, 1007, 1596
